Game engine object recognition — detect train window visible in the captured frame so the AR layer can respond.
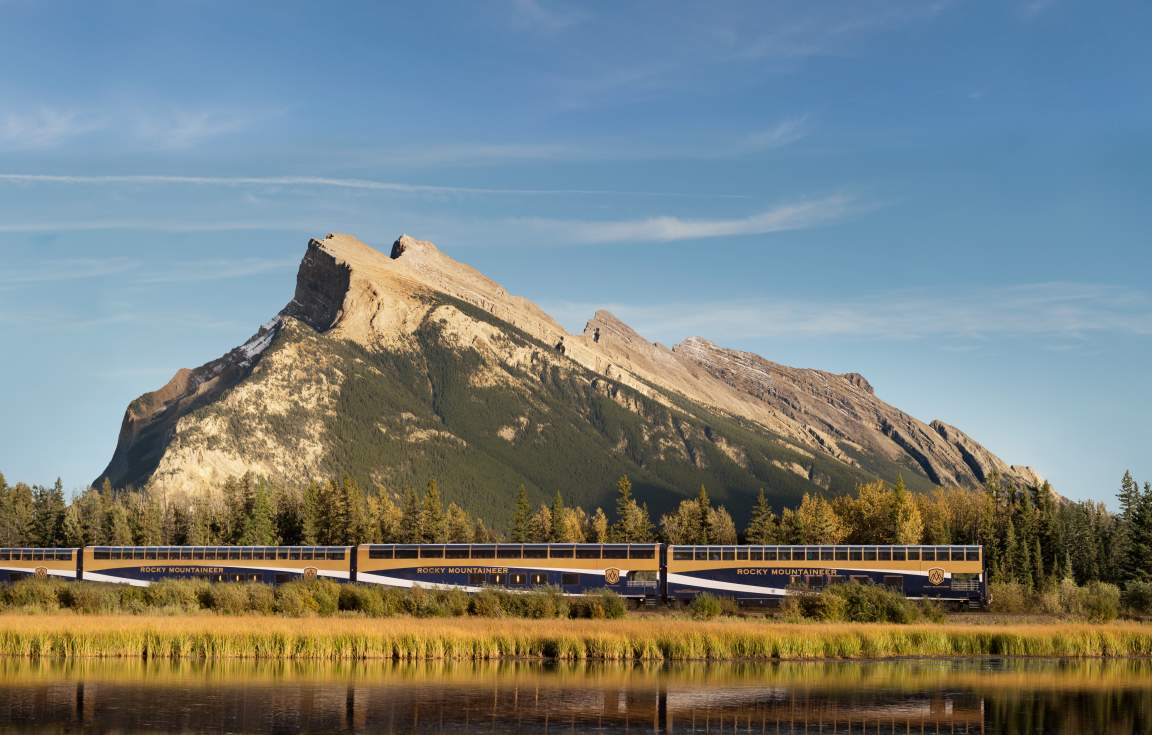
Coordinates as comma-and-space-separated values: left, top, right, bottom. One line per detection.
863, 547, 877, 561
721, 548, 736, 561
489, 574, 505, 585
672, 548, 693, 561
446, 547, 469, 559
531, 573, 547, 585
761, 547, 776, 561
576, 547, 601, 559
523, 546, 548, 559
878, 548, 892, 561
849, 547, 862, 561
892, 548, 906, 561
95, 549, 110, 560
192, 548, 206, 560
883, 575, 903, 591
468, 573, 485, 585
749, 548, 763, 561
550, 546, 574, 559
369, 547, 393, 560
921, 547, 935, 562
300, 548, 314, 561
850, 575, 870, 585
933, 546, 949, 562
708, 548, 723, 561
496, 545, 521, 559
236, 548, 249, 560
510, 573, 526, 585
603, 546, 628, 559
0, 551, 8, 561
907, 547, 920, 561
736, 548, 749, 561
471, 546, 496, 559
629, 546, 655, 560
835, 547, 848, 561
693, 549, 708, 561
561, 573, 579, 585
330, 548, 346, 560
289, 548, 302, 560
966, 547, 980, 561
395, 547, 419, 559
805, 548, 819, 561
420, 547, 445, 559
951, 548, 964, 561
788, 575, 802, 588
820, 547, 834, 561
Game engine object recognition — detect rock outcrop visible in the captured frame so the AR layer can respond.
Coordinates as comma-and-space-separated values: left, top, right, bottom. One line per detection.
96, 233, 1043, 520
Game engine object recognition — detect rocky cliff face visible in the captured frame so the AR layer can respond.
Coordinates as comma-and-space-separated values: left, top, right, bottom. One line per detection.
97, 233, 1042, 521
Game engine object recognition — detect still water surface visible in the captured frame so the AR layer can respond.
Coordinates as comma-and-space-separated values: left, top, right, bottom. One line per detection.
1, 657, 1149, 734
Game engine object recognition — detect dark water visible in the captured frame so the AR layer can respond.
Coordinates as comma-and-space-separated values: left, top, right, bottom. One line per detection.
1, 657, 1150, 734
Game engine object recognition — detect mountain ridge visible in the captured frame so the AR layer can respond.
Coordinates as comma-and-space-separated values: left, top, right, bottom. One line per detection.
97, 233, 1042, 522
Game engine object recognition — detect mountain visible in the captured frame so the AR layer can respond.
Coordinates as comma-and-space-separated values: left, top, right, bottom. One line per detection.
97, 233, 1042, 524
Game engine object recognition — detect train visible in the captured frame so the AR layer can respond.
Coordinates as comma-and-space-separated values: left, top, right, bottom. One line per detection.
0, 543, 987, 607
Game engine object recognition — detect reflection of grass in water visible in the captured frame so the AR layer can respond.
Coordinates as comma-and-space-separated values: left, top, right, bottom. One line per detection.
2, 656, 1152, 697
3, 615, 1152, 664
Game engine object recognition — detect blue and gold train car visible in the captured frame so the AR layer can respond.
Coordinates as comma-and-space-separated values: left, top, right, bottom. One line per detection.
355, 543, 662, 599
666, 544, 985, 607
0, 548, 78, 582
80, 546, 352, 586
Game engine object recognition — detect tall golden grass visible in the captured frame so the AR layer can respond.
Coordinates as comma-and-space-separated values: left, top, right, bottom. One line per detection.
2, 615, 1151, 660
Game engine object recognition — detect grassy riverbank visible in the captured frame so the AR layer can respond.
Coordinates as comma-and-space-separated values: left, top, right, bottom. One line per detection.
2, 615, 1151, 661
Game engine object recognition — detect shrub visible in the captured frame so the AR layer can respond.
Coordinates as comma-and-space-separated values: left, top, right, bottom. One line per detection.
144, 580, 208, 612
1078, 581, 1120, 623
989, 582, 1028, 614
246, 584, 276, 615
1123, 581, 1152, 616
3, 579, 62, 611
469, 588, 506, 618
205, 583, 254, 615
63, 584, 122, 614
824, 582, 919, 623
797, 591, 847, 621
597, 590, 627, 619
689, 593, 723, 621
275, 581, 320, 616
438, 588, 471, 617
308, 579, 341, 616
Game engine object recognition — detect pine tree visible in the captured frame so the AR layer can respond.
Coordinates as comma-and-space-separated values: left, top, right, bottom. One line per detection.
781, 493, 846, 544
445, 502, 475, 543
549, 492, 566, 543
398, 487, 422, 543
236, 481, 279, 545
589, 507, 610, 543
510, 485, 532, 542
418, 480, 447, 543
610, 475, 653, 542
891, 477, 924, 544
744, 489, 780, 544
32, 479, 66, 547
696, 486, 713, 544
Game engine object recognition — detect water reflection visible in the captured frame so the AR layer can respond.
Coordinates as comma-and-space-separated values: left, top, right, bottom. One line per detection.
0, 657, 1150, 734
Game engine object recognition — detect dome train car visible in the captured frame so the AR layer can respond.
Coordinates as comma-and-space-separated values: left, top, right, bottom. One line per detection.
0, 543, 987, 608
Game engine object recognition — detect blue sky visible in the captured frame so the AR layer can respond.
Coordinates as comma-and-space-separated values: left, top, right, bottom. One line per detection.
1, 0, 1149, 503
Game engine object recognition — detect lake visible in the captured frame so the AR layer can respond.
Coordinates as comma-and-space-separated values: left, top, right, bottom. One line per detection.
1, 657, 1149, 734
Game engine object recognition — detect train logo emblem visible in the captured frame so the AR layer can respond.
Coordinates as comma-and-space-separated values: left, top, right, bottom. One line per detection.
303, 567, 318, 580
34, 567, 48, 579
604, 567, 621, 585
927, 567, 946, 586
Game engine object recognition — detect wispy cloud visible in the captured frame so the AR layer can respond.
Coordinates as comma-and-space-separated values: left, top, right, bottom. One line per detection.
509, 0, 587, 33
0, 106, 259, 151
543, 283, 1152, 343
136, 258, 299, 284
0, 257, 139, 285
0, 172, 750, 199
1019, 0, 1057, 19
514, 195, 856, 243
0, 109, 102, 150
739, 117, 810, 152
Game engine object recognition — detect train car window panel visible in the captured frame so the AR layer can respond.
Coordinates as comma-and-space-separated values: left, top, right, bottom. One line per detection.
471, 545, 496, 559
530, 573, 547, 585
760, 547, 775, 561
561, 573, 579, 585
921, 547, 935, 561
603, 545, 628, 559
446, 546, 469, 559
395, 546, 419, 559
550, 546, 574, 559
510, 573, 526, 585
707, 548, 722, 561
736, 548, 749, 561
489, 573, 505, 585
420, 546, 445, 558
850, 575, 870, 585
496, 545, 521, 559
468, 573, 485, 585
820, 547, 834, 561
576, 547, 601, 559
966, 547, 980, 561
368, 547, 392, 559
883, 575, 904, 591
748, 548, 763, 561
721, 548, 736, 561
805, 547, 819, 561
849, 547, 862, 560
628, 546, 655, 560
523, 545, 548, 559
835, 547, 848, 561
951, 547, 965, 561
863, 547, 877, 561
907, 547, 921, 561
672, 548, 692, 561
892, 547, 906, 561
878, 547, 892, 561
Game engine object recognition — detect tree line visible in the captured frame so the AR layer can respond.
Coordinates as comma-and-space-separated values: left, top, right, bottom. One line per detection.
2, 469, 1150, 591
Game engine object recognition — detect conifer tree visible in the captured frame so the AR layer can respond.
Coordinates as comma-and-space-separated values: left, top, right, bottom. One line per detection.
510, 485, 532, 542
550, 492, 566, 543
744, 489, 780, 544
589, 507, 610, 542
32, 479, 67, 547
398, 487, 422, 543
419, 480, 447, 543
